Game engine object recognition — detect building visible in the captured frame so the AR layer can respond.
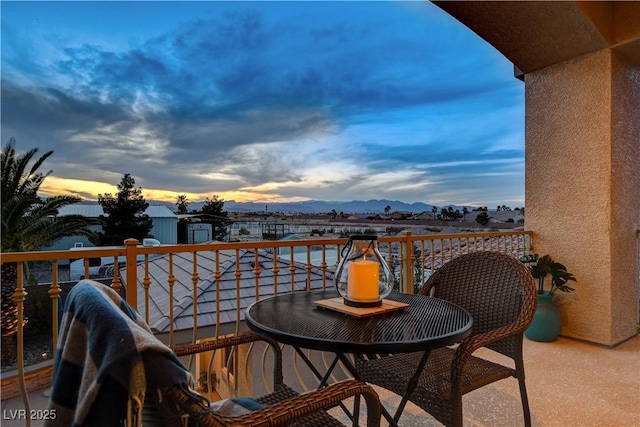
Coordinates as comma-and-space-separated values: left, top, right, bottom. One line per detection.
45, 203, 178, 251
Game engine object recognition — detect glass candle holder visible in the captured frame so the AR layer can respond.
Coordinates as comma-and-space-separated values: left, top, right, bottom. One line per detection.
334, 235, 393, 307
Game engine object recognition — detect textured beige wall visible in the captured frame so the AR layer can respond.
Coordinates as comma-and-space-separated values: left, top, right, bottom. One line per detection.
525, 49, 639, 345
610, 51, 640, 343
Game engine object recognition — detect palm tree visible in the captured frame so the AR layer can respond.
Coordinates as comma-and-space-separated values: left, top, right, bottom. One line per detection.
1, 138, 97, 365
175, 194, 190, 214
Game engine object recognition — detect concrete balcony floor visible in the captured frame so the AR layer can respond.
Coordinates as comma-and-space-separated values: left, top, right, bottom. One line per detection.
2, 334, 638, 426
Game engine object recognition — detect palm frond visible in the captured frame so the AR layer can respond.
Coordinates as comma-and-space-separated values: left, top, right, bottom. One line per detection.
1, 139, 96, 253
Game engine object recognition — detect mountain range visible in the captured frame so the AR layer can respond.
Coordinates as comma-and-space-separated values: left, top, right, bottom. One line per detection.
151, 199, 470, 214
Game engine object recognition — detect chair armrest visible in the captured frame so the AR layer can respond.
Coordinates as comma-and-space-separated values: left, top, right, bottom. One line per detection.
449, 323, 525, 388
171, 331, 280, 357
458, 324, 522, 356
173, 379, 381, 427
241, 379, 381, 427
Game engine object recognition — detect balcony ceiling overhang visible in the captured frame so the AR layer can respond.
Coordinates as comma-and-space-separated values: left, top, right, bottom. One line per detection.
432, 1, 640, 73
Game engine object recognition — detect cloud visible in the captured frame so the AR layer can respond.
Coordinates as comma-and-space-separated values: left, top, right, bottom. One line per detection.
1, 1, 524, 206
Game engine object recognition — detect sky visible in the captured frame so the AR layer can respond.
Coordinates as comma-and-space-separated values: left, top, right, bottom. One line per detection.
1, 1, 525, 208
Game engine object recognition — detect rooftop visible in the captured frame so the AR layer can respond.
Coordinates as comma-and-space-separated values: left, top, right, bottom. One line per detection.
128, 249, 332, 335
58, 203, 176, 218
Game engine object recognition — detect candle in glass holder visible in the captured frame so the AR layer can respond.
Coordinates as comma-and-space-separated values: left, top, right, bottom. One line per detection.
347, 259, 379, 301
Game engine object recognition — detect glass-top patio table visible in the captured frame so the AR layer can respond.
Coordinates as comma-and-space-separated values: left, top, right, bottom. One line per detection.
245, 290, 473, 426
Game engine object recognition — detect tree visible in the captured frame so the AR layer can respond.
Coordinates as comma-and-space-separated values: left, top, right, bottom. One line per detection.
384, 205, 391, 215
475, 211, 490, 226
200, 195, 230, 241
93, 174, 153, 246
1, 138, 97, 365
462, 207, 469, 221
440, 206, 461, 221
175, 194, 189, 214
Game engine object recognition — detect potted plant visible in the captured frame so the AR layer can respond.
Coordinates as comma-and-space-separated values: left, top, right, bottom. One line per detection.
519, 254, 577, 342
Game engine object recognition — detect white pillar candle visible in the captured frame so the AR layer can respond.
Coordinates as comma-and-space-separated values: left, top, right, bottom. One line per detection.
347, 260, 379, 301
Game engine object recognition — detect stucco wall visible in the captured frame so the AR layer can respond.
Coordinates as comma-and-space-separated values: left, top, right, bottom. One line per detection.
610, 50, 640, 343
526, 48, 639, 345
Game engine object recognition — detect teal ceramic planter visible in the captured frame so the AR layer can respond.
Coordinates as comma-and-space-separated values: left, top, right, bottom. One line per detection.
525, 291, 561, 342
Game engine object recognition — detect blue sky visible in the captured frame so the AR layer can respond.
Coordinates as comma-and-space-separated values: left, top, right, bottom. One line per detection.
1, 1, 525, 208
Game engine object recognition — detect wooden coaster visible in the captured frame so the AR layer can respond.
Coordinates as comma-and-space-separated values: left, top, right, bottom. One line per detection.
314, 297, 409, 318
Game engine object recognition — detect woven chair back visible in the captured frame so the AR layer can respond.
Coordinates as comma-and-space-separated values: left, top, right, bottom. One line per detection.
422, 251, 536, 358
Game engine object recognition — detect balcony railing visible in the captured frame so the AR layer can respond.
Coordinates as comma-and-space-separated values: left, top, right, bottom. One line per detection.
0, 229, 532, 422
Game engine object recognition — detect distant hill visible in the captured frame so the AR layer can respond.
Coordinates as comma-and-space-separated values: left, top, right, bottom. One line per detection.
149, 199, 472, 214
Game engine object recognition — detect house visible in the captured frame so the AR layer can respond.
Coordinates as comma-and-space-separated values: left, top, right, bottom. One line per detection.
45, 203, 178, 250
413, 211, 438, 221
486, 210, 525, 224
389, 211, 413, 220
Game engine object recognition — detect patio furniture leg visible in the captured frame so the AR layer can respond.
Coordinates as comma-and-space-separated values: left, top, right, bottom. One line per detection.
294, 346, 342, 387
337, 353, 399, 427
293, 347, 356, 423
518, 373, 532, 427
393, 350, 431, 424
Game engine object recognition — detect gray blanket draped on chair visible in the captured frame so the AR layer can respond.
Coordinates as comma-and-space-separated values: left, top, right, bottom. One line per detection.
45, 280, 192, 427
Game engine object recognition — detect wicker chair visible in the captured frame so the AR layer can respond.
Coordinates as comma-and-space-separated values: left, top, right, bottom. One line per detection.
163, 332, 382, 426
354, 251, 537, 427
47, 280, 381, 427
